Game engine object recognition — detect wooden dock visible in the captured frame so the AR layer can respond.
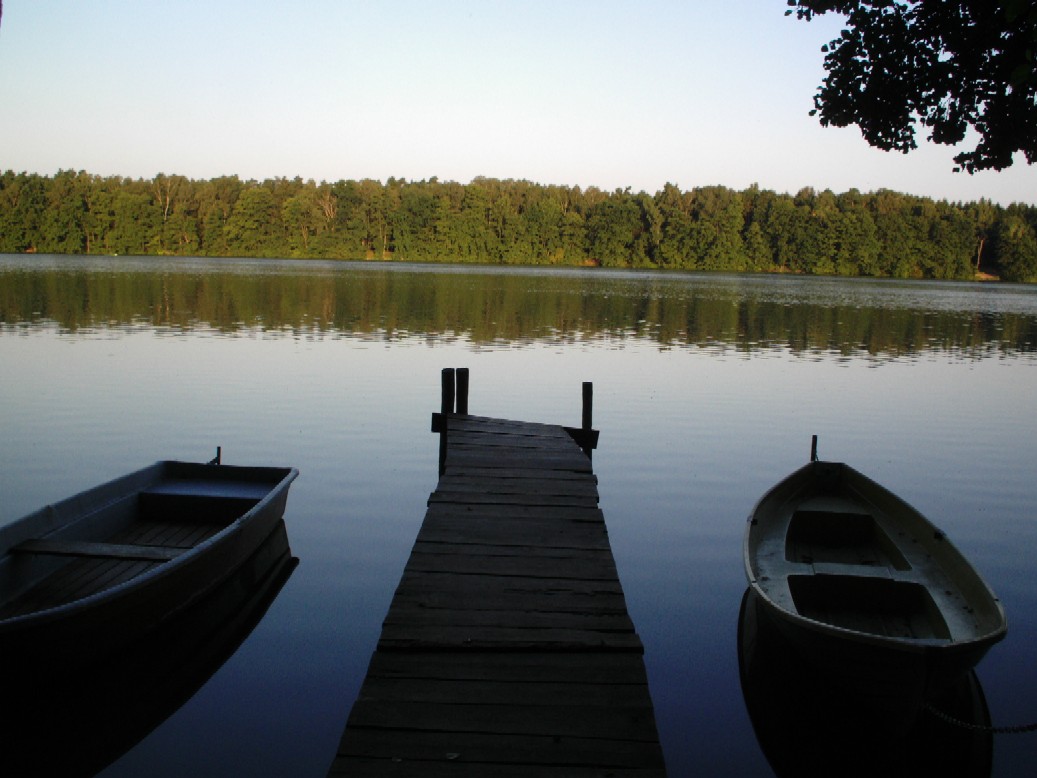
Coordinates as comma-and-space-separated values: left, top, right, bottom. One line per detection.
328, 371, 665, 776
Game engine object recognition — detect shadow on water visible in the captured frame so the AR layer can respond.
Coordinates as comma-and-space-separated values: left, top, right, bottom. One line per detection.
0, 521, 297, 777
737, 588, 992, 777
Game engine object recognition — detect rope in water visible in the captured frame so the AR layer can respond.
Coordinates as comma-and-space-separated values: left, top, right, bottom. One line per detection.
924, 702, 1037, 734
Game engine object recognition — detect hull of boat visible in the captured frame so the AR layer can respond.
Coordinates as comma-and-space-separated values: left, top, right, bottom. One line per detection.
2, 519, 297, 775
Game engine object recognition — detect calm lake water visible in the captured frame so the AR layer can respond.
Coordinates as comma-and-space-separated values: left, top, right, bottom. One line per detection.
2, 255, 1036, 776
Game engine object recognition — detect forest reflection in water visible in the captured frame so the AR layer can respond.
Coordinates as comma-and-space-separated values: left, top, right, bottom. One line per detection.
1, 255, 1035, 359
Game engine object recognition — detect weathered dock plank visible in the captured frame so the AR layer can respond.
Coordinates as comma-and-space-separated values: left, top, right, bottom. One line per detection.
415, 521, 611, 550
435, 475, 600, 496
424, 503, 605, 522
437, 466, 599, 482
329, 373, 664, 776
399, 551, 621, 580
442, 452, 593, 473
385, 586, 631, 617
335, 653, 662, 774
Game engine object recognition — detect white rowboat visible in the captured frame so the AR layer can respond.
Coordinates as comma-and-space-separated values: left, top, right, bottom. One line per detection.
744, 454, 1006, 695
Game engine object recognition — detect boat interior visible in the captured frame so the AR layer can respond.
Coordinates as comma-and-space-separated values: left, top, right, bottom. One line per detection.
0, 476, 266, 619
785, 508, 911, 571
751, 475, 1004, 643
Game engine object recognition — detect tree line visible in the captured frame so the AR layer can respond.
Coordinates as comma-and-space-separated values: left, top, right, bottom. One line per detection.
2, 170, 1036, 282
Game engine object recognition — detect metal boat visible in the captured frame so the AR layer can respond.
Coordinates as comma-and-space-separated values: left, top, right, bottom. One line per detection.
0, 459, 298, 666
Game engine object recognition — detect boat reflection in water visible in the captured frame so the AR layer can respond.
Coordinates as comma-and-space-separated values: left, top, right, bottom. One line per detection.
1, 520, 297, 777
738, 588, 992, 778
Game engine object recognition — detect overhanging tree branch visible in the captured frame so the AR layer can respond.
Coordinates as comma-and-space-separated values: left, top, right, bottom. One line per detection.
787, 0, 1037, 172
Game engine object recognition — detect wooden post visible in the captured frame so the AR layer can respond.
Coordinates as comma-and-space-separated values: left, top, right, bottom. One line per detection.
441, 368, 455, 416
582, 382, 593, 431
582, 382, 593, 460
439, 369, 455, 476
456, 368, 469, 415
810, 435, 819, 462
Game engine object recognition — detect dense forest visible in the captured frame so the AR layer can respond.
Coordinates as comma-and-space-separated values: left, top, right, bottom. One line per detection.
2, 170, 1036, 282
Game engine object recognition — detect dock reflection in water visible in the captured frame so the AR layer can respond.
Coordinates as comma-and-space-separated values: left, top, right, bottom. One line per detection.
1, 520, 297, 777
737, 588, 992, 778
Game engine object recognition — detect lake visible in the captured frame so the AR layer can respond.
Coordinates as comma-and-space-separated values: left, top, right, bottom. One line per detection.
2, 255, 1036, 776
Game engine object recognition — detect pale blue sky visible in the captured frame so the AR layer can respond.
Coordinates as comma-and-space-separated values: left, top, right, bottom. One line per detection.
1, 0, 1034, 204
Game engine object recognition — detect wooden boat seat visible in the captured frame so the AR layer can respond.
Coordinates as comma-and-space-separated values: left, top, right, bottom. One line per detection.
787, 573, 952, 640
137, 487, 260, 524
12, 538, 189, 562
143, 479, 273, 500
810, 561, 893, 579
785, 508, 911, 571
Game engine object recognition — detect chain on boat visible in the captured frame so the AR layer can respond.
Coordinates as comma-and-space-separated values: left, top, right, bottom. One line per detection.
923, 702, 1037, 734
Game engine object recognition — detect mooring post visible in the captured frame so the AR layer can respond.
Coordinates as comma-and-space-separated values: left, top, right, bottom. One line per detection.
810, 434, 819, 462
456, 367, 469, 415
582, 382, 593, 431
582, 381, 594, 460
441, 368, 456, 416
439, 368, 455, 476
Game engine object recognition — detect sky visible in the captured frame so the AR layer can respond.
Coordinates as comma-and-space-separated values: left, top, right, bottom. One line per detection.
1, 0, 1034, 205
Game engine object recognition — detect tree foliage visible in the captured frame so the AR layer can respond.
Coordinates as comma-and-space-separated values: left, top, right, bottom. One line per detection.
2, 169, 1036, 281
787, 0, 1037, 172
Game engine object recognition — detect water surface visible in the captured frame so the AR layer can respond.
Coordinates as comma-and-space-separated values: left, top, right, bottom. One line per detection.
2, 256, 1035, 776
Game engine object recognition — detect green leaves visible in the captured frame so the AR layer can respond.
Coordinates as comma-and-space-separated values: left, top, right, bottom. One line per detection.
789, 0, 1037, 172
2, 169, 1035, 281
